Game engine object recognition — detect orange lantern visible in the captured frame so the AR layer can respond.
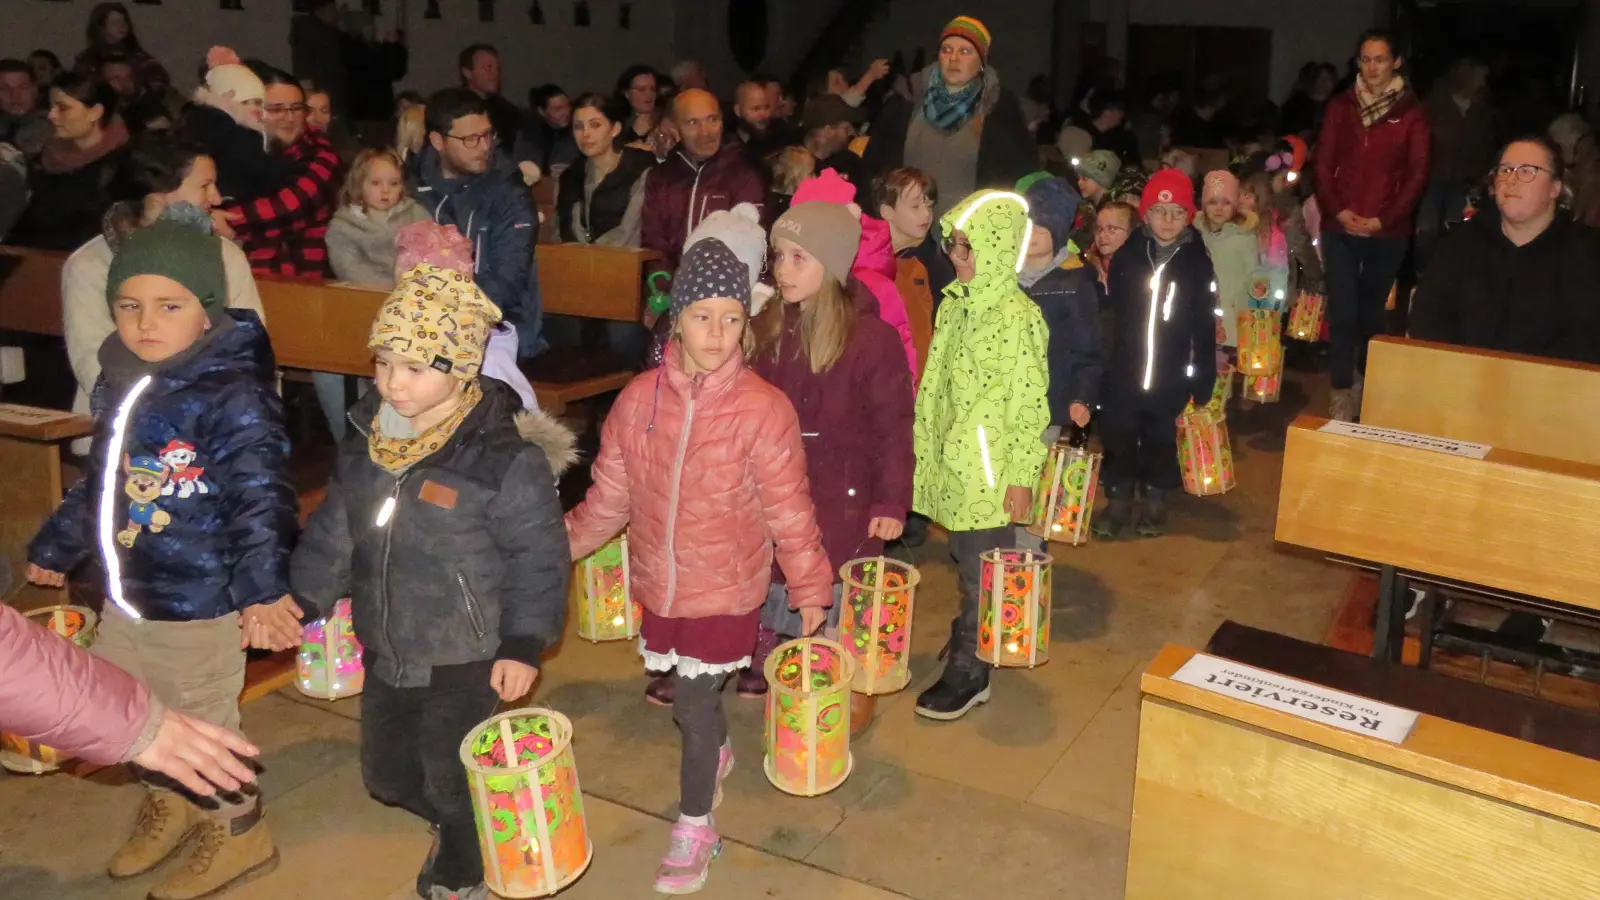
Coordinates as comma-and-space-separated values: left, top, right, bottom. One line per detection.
1236, 309, 1283, 375
0, 606, 98, 774
764, 637, 855, 796
1029, 437, 1101, 546
839, 557, 918, 695
976, 549, 1052, 668
1287, 292, 1325, 341
1244, 371, 1282, 403
1177, 405, 1236, 496
572, 533, 640, 642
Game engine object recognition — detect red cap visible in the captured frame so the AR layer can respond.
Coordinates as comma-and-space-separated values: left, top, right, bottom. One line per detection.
1140, 168, 1197, 220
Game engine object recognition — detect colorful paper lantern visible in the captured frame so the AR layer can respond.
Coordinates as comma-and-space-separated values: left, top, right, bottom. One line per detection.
1029, 439, 1101, 546
572, 533, 639, 642
1236, 309, 1283, 375
1177, 406, 1236, 496
0, 606, 98, 775
1244, 371, 1282, 404
764, 637, 855, 796
976, 549, 1052, 668
460, 708, 592, 898
296, 597, 364, 700
839, 557, 918, 695
1288, 292, 1325, 341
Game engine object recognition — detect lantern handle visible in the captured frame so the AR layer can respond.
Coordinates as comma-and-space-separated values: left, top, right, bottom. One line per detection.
1067, 421, 1090, 449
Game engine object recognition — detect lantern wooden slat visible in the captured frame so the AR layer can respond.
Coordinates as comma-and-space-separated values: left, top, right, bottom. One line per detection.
572, 532, 639, 642
839, 557, 918, 695
296, 597, 364, 700
460, 708, 592, 898
764, 637, 854, 796
976, 549, 1052, 668
1, 606, 97, 775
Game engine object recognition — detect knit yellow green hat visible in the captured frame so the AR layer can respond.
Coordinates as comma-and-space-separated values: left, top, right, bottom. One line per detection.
941, 16, 992, 63
369, 264, 502, 380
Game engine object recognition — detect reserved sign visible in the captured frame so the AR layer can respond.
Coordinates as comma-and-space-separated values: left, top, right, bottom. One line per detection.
1318, 420, 1491, 460
1172, 653, 1419, 744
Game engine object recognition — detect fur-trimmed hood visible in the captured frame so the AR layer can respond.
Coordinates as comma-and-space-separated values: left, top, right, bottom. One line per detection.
514, 406, 578, 477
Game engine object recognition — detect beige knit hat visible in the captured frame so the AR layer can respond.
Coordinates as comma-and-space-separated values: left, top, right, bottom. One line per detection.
369, 264, 503, 380
200, 47, 264, 104
771, 201, 861, 284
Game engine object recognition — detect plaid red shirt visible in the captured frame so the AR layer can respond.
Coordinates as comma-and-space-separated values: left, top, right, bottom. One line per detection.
221, 130, 342, 278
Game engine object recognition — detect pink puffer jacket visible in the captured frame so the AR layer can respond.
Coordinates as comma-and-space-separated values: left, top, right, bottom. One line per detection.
0, 603, 161, 765
566, 344, 833, 618
855, 217, 918, 379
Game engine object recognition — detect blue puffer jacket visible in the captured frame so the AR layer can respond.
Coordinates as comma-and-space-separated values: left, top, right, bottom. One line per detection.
1022, 260, 1104, 425
29, 310, 297, 622
410, 145, 545, 358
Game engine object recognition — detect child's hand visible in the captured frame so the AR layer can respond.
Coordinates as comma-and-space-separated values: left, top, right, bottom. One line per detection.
26, 564, 65, 588
240, 595, 304, 651
491, 660, 538, 702
867, 517, 904, 541
799, 607, 827, 637
1069, 403, 1091, 428
1004, 486, 1033, 523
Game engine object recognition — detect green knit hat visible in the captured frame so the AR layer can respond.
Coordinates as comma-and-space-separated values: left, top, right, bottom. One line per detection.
105, 221, 228, 318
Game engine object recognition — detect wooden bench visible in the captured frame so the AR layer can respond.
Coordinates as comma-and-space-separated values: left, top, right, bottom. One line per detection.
1129, 625, 1600, 900
0, 404, 92, 610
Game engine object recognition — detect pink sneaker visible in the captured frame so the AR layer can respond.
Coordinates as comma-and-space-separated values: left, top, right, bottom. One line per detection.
711, 743, 734, 810
652, 820, 721, 894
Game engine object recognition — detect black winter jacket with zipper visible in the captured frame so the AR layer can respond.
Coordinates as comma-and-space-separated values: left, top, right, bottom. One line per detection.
290, 378, 578, 688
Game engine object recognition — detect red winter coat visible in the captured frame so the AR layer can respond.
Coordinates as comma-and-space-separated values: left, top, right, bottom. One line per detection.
1313, 87, 1432, 238
751, 285, 916, 579
566, 344, 833, 618
641, 143, 767, 281
0, 603, 161, 765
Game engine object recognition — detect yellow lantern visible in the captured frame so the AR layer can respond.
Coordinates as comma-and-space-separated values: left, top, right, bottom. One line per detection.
839, 557, 918, 695
1, 606, 98, 775
460, 708, 593, 898
976, 549, 1052, 668
1287, 292, 1325, 341
572, 533, 639, 642
764, 637, 855, 796
1236, 309, 1283, 375
1029, 438, 1101, 546
1177, 405, 1236, 496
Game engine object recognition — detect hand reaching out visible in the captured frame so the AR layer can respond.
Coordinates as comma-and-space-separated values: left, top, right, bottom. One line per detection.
133, 712, 259, 796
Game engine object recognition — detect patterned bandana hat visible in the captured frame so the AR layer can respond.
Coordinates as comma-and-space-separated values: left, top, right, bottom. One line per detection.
669, 238, 753, 321
369, 263, 502, 381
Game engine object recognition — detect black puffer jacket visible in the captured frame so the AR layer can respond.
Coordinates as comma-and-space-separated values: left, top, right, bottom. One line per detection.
290, 379, 579, 689
1022, 261, 1104, 424
1102, 227, 1217, 411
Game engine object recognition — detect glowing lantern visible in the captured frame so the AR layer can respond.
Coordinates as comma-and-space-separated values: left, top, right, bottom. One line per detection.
1029, 437, 1101, 546
1288, 292, 1325, 341
1236, 309, 1283, 375
976, 549, 1052, 668
764, 637, 855, 796
1177, 405, 1236, 496
839, 557, 918, 695
572, 533, 639, 642
296, 597, 364, 700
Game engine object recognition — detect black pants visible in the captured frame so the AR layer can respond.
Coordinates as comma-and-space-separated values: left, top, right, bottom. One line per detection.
1099, 392, 1184, 491
361, 673, 500, 892
673, 673, 728, 818
944, 526, 1013, 682
1323, 231, 1407, 390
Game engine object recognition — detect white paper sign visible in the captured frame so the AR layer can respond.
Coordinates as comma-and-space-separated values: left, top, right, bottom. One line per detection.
1318, 420, 1491, 459
1172, 653, 1419, 744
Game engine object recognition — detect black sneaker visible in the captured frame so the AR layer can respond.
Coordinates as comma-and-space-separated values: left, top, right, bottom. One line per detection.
914, 669, 992, 720
1092, 484, 1133, 540
1135, 486, 1168, 537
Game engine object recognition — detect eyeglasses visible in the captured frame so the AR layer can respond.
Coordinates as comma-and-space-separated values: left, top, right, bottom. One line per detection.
446, 130, 496, 149
942, 237, 973, 260
1493, 163, 1551, 184
265, 103, 307, 116
1147, 205, 1188, 222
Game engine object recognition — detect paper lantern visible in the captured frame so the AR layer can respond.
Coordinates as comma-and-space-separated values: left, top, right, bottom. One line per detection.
1236, 309, 1283, 375
296, 598, 364, 700
461, 709, 593, 898
0, 606, 98, 775
1029, 440, 1101, 546
1177, 406, 1236, 496
976, 549, 1052, 668
1287, 292, 1325, 341
839, 557, 918, 695
764, 637, 855, 796
572, 533, 639, 642
1244, 371, 1282, 404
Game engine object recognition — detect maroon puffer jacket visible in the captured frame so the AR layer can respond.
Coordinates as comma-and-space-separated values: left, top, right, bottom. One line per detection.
1313, 87, 1432, 238
641, 143, 767, 279
566, 343, 833, 618
0, 603, 160, 764
751, 283, 915, 579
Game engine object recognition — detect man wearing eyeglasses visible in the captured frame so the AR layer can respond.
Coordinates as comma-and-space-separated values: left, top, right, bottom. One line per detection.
218, 68, 342, 278
411, 87, 543, 359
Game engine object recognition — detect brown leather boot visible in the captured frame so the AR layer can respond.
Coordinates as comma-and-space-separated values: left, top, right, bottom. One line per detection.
849, 692, 877, 738
108, 788, 204, 879
149, 803, 278, 900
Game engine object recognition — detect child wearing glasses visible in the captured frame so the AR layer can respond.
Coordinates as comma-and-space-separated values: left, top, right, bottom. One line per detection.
911, 189, 1049, 722
1095, 169, 1217, 539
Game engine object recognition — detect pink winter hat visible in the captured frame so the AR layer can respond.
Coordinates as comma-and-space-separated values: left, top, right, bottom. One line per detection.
1202, 170, 1240, 206
792, 168, 858, 207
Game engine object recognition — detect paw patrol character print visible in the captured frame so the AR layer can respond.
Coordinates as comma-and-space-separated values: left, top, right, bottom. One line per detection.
118, 455, 172, 548
157, 440, 212, 499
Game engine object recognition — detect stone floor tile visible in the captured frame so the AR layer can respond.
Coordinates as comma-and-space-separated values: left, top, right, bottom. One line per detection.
1027, 666, 1143, 829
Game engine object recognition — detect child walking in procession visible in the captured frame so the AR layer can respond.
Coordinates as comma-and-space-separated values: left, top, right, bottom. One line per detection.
290, 263, 577, 900
27, 221, 300, 900
912, 189, 1050, 721
749, 177, 915, 732
1095, 170, 1218, 539
565, 234, 833, 894
1197, 169, 1258, 354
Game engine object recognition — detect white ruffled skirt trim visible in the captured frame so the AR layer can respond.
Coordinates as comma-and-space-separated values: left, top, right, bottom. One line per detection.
639, 640, 752, 679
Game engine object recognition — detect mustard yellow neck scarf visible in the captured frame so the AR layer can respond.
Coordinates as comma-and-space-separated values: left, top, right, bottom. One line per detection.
368, 380, 483, 474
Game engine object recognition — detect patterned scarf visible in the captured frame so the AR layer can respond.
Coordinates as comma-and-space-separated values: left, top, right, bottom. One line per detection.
1355, 75, 1405, 128
367, 380, 483, 474
922, 66, 984, 132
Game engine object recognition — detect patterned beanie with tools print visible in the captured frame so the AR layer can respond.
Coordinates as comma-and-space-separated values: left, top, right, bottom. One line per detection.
941, 16, 992, 63
105, 220, 229, 320
670, 238, 753, 320
370, 263, 503, 380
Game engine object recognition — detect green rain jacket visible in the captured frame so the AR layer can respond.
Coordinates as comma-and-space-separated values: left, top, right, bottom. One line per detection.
913, 190, 1051, 531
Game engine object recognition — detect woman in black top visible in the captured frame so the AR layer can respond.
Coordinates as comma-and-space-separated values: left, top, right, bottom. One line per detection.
614, 65, 663, 149
557, 91, 654, 246
11, 73, 130, 251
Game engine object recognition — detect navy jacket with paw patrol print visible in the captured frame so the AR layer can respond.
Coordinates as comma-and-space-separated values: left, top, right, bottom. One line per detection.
29, 310, 298, 622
